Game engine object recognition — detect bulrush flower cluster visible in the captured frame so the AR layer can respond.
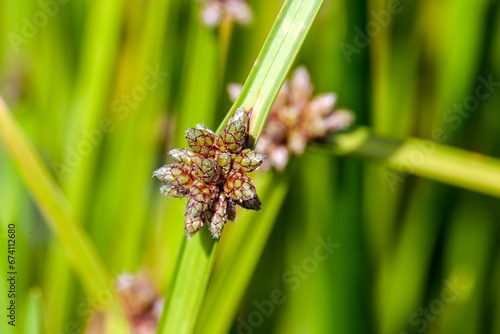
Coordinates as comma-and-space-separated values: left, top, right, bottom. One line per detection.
116, 273, 163, 334
154, 108, 263, 239
200, 0, 252, 28
228, 66, 354, 171
87, 273, 163, 334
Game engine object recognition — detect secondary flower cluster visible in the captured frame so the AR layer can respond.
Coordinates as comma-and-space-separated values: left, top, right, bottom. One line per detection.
117, 273, 163, 334
228, 66, 354, 171
154, 108, 263, 239
200, 0, 252, 28
88, 273, 163, 334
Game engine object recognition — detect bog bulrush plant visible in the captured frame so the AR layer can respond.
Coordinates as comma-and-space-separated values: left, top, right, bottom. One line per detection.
153, 108, 263, 239
229, 66, 355, 171
154, 67, 353, 239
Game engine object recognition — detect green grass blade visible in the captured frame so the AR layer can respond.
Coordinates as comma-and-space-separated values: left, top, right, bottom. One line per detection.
157, 1, 324, 333
0, 97, 129, 332
217, 0, 324, 141
157, 230, 218, 334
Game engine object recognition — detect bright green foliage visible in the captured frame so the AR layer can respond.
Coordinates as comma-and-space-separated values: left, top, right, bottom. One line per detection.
0, 0, 499, 334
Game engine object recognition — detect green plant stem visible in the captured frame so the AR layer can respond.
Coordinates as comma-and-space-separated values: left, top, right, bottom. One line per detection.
157, 1, 324, 333
157, 230, 218, 334
0, 97, 129, 332
313, 126, 500, 197
197, 168, 294, 334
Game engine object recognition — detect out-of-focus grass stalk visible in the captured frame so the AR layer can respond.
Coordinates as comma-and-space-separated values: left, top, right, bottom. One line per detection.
493, 253, 500, 334
432, 0, 490, 133
436, 194, 493, 334
22, 288, 44, 334
0, 97, 130, 333
376, 181, 444, 334
37, 73, 73, 334
363, 0, 417, 267
269, 155, 334, 334
41, 0, 125, 331
100, 0, 171, 271
367, 0, 390, 135
64, 0, 125, 215
157, 1, 324, 333
154, 3, 220, 332
317, 126, 500, 197
305, 3, 373, 332
218, 18, 234, 83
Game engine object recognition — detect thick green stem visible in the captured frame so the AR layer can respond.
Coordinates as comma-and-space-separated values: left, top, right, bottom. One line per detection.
315, 127, 500, 197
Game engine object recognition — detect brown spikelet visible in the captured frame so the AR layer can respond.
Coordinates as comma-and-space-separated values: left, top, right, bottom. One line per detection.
209, 193, 228, 239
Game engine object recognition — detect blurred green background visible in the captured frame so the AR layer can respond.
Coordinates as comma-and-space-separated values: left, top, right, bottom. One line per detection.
1, 0, 499, 333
